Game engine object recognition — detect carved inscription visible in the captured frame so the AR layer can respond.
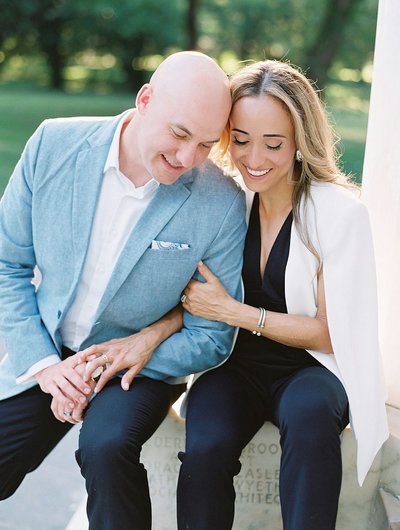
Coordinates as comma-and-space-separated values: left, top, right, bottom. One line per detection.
140, 415, 284, 529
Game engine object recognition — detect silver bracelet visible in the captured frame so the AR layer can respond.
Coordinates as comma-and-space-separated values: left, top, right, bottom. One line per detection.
252, 307, 266, 336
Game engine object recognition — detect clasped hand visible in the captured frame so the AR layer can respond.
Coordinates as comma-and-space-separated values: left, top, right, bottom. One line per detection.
36, 329, 156, 424
35, 356, 95, 424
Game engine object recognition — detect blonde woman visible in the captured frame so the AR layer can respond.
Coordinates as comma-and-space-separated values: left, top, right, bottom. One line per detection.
177, 60, 388, 530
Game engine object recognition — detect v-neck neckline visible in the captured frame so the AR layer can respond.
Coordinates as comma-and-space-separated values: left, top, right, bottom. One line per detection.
250, 193, 293, 286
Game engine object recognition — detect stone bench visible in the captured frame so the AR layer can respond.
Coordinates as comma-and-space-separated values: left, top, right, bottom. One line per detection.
66, 405, 400, 530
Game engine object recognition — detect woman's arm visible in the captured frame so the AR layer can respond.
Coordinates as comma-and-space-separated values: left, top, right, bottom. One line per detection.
183, 262, 333, 354
73, 305, 183, 392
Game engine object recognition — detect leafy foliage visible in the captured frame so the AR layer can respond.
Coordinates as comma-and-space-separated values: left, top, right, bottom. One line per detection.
0, 0, 378, 90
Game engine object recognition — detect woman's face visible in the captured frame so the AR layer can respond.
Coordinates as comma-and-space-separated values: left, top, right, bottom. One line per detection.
228, 94, 297, 194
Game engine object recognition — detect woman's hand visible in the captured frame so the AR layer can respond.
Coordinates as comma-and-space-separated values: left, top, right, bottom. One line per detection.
75, 329, 160, 393
182, 261, 238, 323
73, 305, 183, 393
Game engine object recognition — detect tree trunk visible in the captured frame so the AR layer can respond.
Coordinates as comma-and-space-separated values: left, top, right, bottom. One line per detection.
36, 13, 66, 90
305, 0, 363, 88
44, 45, 65, 90
122, 60, 148, 93
187, 0, 198, 50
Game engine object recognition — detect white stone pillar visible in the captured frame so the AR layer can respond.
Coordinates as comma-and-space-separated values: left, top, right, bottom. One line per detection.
362, 0, 400, 408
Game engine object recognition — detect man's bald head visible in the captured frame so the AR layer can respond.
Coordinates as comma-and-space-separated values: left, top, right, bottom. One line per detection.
150, 51, 229, 95
121, 51, 232, 186
146, 52, 231, 129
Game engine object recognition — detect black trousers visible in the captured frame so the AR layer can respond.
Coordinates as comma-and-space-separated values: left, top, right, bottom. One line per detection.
177, 364, 349, 530
0, 376, 185, 530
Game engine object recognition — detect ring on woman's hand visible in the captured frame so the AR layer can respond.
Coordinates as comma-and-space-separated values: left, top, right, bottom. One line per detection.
180, 294, 187, 303
63, 410, 73, 418
101, 353, 109, 363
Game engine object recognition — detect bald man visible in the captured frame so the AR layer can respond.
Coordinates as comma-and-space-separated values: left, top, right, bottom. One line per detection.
0, 51, 246, 529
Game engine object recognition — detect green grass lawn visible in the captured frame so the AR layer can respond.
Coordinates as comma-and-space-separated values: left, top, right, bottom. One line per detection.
0, 79, 371, 194
0, 83, 134, 193
324, 79, 371, 183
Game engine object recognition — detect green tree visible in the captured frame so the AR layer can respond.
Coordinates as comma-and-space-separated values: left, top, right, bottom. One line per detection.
333, 0, 378, 74
196, 0, 377, 87
187, 0, 199, 49
77, 0, 185, 90
0, 0, 378, 91
304, 0, 366, 87
0, 0, 80, 89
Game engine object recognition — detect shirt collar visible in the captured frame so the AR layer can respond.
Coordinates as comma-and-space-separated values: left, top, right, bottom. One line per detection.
103, 110, 159, 198
103, 110, 132, 173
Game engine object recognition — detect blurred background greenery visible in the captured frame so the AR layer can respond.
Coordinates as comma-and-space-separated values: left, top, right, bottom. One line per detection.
0, 0, 378, 194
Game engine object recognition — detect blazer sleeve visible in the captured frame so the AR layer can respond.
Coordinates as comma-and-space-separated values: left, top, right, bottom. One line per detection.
316, 191, 388, 483
0, 122, 59, 378
140, 187, 247, 380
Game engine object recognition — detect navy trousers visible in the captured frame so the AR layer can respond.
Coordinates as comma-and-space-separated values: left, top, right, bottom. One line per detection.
0, 377, 185, 530
177, 364, 349, 530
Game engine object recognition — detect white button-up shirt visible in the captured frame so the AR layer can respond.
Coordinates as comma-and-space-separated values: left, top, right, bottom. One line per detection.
17, 112, 159, 383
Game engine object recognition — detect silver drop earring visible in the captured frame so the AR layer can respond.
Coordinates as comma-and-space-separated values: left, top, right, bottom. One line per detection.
295, 150, 303, 162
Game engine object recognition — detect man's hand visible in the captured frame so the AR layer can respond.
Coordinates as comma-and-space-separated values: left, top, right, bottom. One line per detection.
76, 327, 161, 393
49, 362, 96, 424
35, 356, 93, 418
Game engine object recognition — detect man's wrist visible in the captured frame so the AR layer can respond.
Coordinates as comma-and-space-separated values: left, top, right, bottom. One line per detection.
17, 355, 60, 385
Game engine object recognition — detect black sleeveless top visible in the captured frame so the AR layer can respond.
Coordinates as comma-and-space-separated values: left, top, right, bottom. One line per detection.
229, 193, 321, 384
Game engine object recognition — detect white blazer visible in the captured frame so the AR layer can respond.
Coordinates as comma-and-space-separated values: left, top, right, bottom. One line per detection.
240, 177, 388, 485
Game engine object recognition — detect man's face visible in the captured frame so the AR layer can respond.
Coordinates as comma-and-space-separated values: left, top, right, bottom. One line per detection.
126, 83, 230, 185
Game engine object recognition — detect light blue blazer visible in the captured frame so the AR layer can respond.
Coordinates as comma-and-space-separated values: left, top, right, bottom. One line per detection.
0, 112, 247, 399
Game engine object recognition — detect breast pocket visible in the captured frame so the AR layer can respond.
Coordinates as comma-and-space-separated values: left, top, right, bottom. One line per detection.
144, 247, 194, 261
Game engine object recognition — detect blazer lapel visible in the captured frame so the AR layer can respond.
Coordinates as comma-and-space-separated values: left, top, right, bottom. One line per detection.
95, 179, 191, 317
71, 144, 109, 285
70, 112, 133, 283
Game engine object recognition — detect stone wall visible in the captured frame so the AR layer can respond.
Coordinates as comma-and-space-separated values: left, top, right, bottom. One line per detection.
67, 408, 392, 530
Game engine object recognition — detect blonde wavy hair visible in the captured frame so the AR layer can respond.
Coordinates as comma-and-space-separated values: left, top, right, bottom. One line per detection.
212, 59, 356, 262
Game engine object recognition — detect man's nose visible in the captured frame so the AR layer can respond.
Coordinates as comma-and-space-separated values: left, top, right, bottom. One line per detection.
177, 143, 201, 168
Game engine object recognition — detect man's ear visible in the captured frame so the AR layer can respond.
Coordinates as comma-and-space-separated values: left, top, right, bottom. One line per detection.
136, 84, 153, 114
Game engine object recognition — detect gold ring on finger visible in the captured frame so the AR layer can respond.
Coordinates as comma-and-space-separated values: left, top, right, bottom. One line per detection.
101, 353, 109, 363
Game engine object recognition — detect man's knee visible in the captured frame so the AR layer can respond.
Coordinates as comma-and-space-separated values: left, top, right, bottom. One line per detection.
78, 427, 142, 474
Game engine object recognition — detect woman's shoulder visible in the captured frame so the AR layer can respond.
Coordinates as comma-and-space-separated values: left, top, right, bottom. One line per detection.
309, 181, 366, 216
309, 180, 359, 200
306, 182, 371, 247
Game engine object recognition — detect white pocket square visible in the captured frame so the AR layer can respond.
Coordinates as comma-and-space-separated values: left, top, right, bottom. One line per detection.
151, 240, 190, 250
